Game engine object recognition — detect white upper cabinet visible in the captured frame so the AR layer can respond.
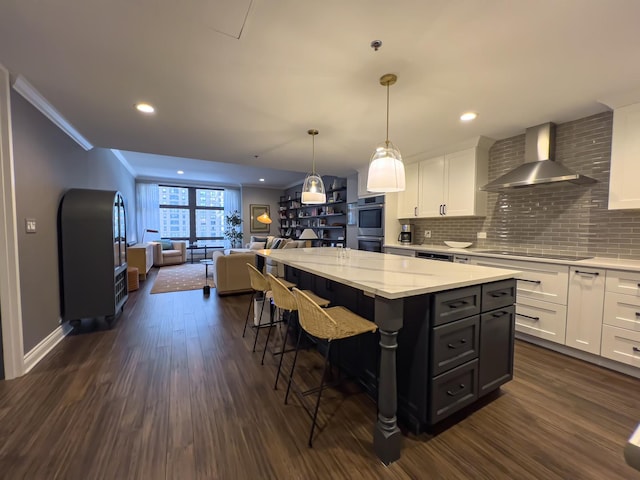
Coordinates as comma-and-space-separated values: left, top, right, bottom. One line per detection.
418, 155, 446, 217
609, 102, 640, 209
357, 166, 377, 198
396, 162, 420, 218
412, 143, 490, 218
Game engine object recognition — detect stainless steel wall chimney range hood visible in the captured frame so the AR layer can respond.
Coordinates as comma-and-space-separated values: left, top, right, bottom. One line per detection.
481, 122, 596, 191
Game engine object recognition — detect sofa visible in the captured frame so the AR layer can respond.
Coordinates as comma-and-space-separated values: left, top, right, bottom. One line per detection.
212, 236, 305, 295
212, 251, 257, 295
245, 236, 305, 277
151, 240, 187, 266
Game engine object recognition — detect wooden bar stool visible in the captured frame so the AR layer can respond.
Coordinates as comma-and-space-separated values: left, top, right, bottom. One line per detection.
287, 287, 377, 447
266, 273, 329, 386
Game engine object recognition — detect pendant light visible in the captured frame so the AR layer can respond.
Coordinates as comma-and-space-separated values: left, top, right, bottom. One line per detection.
301, 129, 326, 204
367, 73, 406, 192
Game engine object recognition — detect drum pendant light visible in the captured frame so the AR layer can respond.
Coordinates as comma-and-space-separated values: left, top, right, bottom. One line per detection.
367, 73, 405, 192
301, 129, 326, 204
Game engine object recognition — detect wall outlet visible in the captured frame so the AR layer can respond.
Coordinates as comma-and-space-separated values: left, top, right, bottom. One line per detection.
424, 230, 432, 239
477, 231, 487, 239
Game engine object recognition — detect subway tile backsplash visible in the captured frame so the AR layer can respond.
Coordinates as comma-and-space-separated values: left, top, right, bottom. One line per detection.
408, 111, 640, 259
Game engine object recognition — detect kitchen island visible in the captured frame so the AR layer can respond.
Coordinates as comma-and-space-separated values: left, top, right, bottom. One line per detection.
257, 247, 520, 465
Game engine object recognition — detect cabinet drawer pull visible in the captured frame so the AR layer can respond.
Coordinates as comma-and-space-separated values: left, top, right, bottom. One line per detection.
519, 279, 541, 285
414, 206, 417, 216
574, 270, 599, 276
492, 311, 508, 318
447, 300, 468, 309
447, 339, 467, 349
489, 291, 509, 298
457, 256, 469, 261
516, 313, 540, 321
447, 384, 465, 396
633, 346, 640, 353
635, 312, 640, 317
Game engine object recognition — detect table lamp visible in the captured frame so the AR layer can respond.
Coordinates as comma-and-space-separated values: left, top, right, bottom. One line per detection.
298, 228, 318, 247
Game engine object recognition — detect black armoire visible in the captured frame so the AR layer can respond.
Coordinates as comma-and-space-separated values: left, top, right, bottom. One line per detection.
59, 189, 128, 323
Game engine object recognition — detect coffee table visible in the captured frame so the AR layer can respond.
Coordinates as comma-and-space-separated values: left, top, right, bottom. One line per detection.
200, 259, 214, 295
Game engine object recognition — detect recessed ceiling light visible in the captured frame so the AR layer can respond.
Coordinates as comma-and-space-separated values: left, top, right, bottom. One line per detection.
177, 170, 184, 175
460, 112, 478, 122
135, 102, 155, 114
259, 178, 265, 182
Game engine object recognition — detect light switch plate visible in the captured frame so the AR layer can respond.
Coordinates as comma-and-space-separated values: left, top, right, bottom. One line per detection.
477, 231, 487, 239
25, 218, 36, 233
424, 230, 432, 238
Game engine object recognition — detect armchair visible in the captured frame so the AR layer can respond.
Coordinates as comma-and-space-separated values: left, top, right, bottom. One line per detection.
151, 241, 187, 267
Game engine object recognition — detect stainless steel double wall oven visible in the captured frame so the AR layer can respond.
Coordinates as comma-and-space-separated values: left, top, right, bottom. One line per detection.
356, 195, 385, 252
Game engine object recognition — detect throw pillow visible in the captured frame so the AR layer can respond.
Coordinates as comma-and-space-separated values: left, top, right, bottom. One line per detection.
251, 236, 268, 244
249, 241, 266, 250
282, 241, 298, 249
271, 238, 284, 249
264, 236, 276, 249
160, 239, 173, 250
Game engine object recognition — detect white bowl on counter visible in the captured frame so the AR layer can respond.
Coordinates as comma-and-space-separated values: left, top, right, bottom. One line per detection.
444, 241, 473, 248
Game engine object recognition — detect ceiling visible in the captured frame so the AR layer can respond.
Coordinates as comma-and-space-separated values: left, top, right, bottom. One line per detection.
2, 0, 640, 188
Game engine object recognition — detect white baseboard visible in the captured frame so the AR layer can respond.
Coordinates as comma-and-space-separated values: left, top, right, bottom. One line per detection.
23, 322, 73, 374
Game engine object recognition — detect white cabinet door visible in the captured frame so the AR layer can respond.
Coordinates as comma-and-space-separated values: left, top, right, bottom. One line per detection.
609, 103, 640, 209
357, 166, 376, 198
444, 148, 483, 217
397, 162, 419, 218
566, 267, 605, 355
417, 155, 445, 217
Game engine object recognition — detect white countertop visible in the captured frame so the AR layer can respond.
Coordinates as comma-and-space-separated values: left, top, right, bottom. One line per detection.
384, 242, 640, 272
258, 247, 520, 300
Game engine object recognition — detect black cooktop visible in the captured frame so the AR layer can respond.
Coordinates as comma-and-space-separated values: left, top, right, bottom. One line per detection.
480, 250, 593, 261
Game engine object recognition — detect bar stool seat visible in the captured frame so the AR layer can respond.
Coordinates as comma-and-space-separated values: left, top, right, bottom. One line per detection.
266, 273, 329, 383
286, 287, 378, 447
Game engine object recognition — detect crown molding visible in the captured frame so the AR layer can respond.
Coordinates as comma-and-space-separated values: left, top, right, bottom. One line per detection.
110, 149, 136, 177
12, 75, 93, 151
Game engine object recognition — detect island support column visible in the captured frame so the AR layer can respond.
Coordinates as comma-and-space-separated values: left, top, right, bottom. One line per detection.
373, 296, 403, 465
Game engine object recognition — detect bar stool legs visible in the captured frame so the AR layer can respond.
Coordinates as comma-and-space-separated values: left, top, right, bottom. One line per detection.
284, 329, 333, 447
242, 291, 255, 338
251, 294, 268, 352
273, 311, 294, 389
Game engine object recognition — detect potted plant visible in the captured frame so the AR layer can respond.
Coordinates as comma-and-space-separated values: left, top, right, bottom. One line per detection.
224, 210, 243, 248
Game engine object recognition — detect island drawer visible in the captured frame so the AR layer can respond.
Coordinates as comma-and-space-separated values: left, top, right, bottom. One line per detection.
482, 279, 517, 312
431, 315, 479, 376
429, 359, 478, 424
432, 285, 481, 326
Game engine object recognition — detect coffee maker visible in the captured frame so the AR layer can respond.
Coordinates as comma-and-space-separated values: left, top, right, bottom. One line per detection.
398, 224, 412, 244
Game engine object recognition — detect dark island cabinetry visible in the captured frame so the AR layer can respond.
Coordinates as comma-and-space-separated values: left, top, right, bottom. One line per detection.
285, 265, 516, 433
59, 189, 128, 324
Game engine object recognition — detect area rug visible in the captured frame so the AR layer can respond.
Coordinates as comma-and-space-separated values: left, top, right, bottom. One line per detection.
150, 263, 215, 294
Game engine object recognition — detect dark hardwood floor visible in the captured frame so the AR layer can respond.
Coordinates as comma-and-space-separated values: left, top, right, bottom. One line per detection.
1, 268, 639, 479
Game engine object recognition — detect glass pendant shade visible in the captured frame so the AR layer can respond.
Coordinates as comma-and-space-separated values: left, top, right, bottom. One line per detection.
301, 129, 326, 204
367, 141, 406, 192
301, 173, 326, 204
367, 73, 406, 193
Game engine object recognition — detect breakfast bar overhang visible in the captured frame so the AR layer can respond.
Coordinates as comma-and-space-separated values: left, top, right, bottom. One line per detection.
257, 248, 520, 465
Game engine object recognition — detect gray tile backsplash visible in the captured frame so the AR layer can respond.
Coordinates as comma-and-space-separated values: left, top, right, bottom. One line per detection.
407, 111, 640, 259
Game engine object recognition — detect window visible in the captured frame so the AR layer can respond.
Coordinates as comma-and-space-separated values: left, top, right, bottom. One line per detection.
159, 186, 225, 246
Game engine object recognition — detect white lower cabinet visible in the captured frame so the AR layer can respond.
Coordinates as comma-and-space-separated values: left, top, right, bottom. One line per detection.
601, 325, 640, 367
515, 298, 567, 344
602, 269, 640, 367
565, 267, 606, 355
469, 257, 569, 345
